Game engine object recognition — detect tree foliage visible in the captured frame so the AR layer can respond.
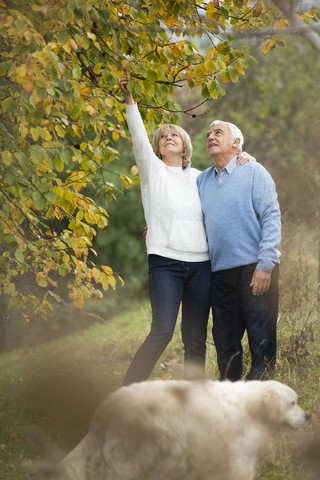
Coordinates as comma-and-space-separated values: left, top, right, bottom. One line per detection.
188, 36, 320, 218
0, 0, 319, 321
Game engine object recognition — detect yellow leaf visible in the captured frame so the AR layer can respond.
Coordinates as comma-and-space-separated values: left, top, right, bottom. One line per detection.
206, 47, 215, 59
72, 124, 81, 137
185, 70, 194, 82
101, 271, 116, 290
261, 39, 276, 54
235, 63, 245, 75
253, 1, 262, 17
11, 207, 24, 222
97, 215, 108, 228
55, 124, 66, 138
62, 254, 70, 263
204, 59, 215, 72
273, 19, 288, 29
22, 77, 34, 92
104, 97, 115, 108
110, 64, 123, 77
207, 82, 219, 100
108, 275, 116, 289
30, 127, 39, 141
219, 70, 230, 83
166, 15, 176, 28
76, 209, 84, 223
91, 267, 101, 283
87, 32, 97, 41
121, 59, 130, 69
101, 276, 109, 291
206, 1, 220, 20
42, 127, 52, 141
2, 150, 13, 166
25, 55, 37, 74
93, 64, 103, 74
84, 206, 96, 223
120, 174, 133, 189
20, 125, 28, 138
217, 59, 226, 70
112, 131, 119, 141
62, 39, 72, 54
80, 86, 91, 97
70, 38, 78, 50
73, 296, 85, 308
86, 105, 98, 116
101, 265, 113, 275
36, 271, 48, 288
131, 165, 138, 176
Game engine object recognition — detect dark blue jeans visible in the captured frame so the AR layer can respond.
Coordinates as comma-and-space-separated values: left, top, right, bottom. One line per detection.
123, 255, 212, 385
211, 263, 279, 381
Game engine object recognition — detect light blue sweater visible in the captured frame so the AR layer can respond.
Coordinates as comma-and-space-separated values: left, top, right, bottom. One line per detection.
197, 157, 281, 273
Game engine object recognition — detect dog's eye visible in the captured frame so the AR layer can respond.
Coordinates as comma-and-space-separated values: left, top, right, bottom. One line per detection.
291, 401, 296, 406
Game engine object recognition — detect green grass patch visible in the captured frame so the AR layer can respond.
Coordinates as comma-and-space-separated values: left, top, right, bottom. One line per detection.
0, 281, 319, 479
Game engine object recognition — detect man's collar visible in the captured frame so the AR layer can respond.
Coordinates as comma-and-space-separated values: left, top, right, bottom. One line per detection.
213, 155, 238, 175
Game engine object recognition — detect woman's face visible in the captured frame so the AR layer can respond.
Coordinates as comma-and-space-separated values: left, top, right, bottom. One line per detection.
158, 128, 184, 158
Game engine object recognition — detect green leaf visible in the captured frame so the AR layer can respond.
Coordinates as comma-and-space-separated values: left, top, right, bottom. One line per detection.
229, 67, 239, 83
57, 30, 69, 45
72, 66, 82, 80
54, 157, 64, 172
2, 97, 16, 113
32, 191, 47, 209
14, 249, 24, 262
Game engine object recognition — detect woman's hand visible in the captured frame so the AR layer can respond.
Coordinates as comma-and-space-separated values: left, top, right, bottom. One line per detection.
237, 152, 256, 165
119, 73, 135, 105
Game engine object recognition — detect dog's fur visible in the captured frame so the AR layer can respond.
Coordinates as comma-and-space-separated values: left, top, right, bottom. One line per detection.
52, 379, 309, 480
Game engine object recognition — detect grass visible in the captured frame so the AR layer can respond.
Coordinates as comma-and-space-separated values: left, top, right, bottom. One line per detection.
0, 275, 319, 479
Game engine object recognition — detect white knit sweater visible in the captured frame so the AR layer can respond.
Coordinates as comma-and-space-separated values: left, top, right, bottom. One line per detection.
125, 104, 209, 262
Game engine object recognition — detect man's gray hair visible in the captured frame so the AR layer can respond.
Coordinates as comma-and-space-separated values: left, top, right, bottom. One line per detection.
210, 120, 244, 153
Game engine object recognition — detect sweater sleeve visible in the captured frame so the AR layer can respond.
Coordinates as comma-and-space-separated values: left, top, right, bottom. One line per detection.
125, 103, 161, 185
252, 164, 281, 272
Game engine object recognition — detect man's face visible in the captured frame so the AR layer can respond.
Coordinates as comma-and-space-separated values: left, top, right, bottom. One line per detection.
206, 123, 235, 159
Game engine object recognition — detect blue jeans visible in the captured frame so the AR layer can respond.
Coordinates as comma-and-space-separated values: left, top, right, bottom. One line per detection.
211, 263, 279, 381
123, 255, 212, 385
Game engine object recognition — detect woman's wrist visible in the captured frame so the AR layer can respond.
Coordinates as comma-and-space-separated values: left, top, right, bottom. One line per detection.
124, 96, 135, 105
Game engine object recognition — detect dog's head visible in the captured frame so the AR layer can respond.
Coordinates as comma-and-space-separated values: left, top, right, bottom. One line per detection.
259, 380, 310, 430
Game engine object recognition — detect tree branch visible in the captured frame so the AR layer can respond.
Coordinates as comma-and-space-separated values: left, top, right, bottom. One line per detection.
273, 0, 320, 55
0, 186, 45, 239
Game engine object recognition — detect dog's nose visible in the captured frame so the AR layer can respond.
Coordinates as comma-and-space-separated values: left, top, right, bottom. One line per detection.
305, 412, 310, 421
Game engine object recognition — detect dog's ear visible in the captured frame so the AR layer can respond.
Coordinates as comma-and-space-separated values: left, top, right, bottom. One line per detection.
260, 387, 282, 424
246, 383, 282, 425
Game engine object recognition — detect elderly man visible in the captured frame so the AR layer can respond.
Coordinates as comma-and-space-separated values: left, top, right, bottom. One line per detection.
197, 120, 281, 381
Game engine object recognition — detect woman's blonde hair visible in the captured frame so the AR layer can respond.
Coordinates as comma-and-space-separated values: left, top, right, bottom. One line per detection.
152, 124, 192, 168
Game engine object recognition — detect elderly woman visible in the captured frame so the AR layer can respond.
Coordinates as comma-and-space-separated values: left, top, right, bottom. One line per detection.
120, 73, 252, 385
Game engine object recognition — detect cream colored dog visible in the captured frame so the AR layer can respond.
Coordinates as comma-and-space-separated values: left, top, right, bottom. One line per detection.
53, 379, 309, 480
